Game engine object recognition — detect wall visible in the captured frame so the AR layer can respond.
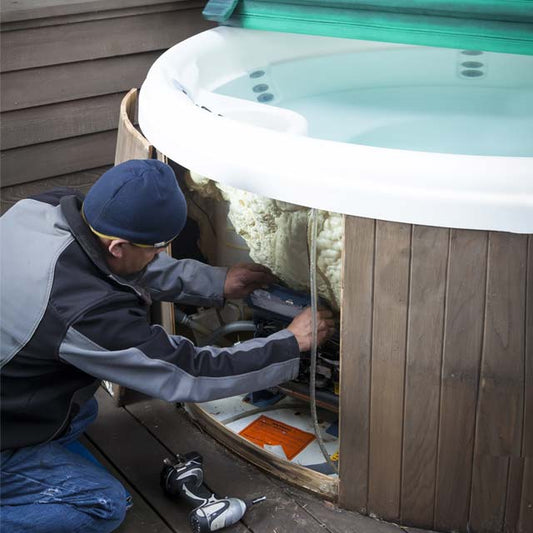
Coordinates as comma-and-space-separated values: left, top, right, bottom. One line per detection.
0, 0, 213, 213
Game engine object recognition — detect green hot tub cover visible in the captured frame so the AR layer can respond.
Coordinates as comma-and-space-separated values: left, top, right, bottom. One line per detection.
203, 0, 533, 55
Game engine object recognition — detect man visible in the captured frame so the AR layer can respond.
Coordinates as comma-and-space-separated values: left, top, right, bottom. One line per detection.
0, 159, 334, 532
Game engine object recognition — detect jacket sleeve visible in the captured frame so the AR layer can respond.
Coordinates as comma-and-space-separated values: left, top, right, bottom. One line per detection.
58, 297, 300, 403
134, 253, 228, 307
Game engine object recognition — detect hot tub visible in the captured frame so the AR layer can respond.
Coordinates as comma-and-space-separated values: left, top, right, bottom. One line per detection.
139, 27, 532, 532
139, 26, 533, 234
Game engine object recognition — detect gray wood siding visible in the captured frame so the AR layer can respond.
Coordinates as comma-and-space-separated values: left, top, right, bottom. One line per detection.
1, 94, 124, 150
0, 0, 212, 213
0, 167, 111, 214
339, 216, 532, 532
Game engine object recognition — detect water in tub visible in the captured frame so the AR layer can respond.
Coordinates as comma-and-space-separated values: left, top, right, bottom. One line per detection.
215, 47, 533, 157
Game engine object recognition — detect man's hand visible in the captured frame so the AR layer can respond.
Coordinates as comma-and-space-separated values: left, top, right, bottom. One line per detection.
287, 308, 335, 352
224, 263, 277, 299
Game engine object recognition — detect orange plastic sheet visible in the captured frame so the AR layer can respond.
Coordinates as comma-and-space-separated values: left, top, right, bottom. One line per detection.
239, 415, 315, 460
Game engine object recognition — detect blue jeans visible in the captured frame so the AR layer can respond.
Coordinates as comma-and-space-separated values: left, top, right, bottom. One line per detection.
1, 398, 127, 533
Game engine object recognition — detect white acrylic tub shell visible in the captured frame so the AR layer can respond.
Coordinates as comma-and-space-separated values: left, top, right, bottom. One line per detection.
139, 27, 533, 233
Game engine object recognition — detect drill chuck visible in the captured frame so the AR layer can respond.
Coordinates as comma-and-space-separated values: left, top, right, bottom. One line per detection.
190, 498, 247, 533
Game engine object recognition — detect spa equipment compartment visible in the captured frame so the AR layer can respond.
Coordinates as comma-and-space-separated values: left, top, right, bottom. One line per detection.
139, 27, 532, 532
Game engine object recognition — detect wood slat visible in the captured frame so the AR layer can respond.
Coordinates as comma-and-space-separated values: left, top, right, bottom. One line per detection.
517, 234, 533, 533
87, 389, 250, 533
1, 93, 125, 150
505, 458, 526, 533
367, 220, 411, 522
469, 232, 527, 532
469, 455, 509, 532
80, 436, 174, 533
1, 0, 199, 23
0, 166, 110, 214
524, 236, 533, 460
1, 3, 202, 32
400, 226, 448, 527
115, 88, 153, 164
519, 458, 533, 532
1, 130, 117, 187
1, 51, 161, 112
2, 9, 209, 72
338, 215, 375, 514
475, 232, 527, 457
434, 229, 488, 531
154, 152, 176, 335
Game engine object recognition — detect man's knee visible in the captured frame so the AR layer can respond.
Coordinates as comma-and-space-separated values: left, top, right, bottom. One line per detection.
65, 474, 128, 533
82, 475, 128, 531
1, 439, 128, 532
1, 479, 127, 533
40, 473, 128, 532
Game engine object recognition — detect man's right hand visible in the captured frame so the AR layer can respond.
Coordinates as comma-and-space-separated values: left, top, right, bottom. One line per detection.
287, 307, 335, 352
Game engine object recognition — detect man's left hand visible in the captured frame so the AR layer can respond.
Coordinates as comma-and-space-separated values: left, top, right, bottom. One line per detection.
224, 263, 277, 299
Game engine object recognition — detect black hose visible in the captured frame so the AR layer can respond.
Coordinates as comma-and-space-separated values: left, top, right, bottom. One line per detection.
204, 321, 256, 346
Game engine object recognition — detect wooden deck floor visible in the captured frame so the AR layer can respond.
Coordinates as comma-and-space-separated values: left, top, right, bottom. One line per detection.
84, 388, 431, 533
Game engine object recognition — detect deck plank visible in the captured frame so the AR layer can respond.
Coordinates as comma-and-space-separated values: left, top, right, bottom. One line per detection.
279, 485, 404, 533
125, 395, 415, 533
125, 399, 327, 533
80, 435, 174, 533
88, 387, 435, 532
87, 389, 250, 533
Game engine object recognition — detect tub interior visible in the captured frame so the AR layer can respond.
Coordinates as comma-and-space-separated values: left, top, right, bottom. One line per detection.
214, 47, 533, 156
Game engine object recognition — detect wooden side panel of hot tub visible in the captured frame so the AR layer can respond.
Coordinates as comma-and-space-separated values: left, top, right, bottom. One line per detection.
338, 216, 531, 533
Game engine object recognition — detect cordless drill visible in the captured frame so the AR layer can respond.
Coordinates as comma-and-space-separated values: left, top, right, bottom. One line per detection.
161, 452, 265, 533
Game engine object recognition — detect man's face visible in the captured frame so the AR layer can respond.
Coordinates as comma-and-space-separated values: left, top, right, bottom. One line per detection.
121, 243, 165, 275
106, 240, 165, 277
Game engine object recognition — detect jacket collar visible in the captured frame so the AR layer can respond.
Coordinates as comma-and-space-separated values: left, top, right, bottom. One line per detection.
60, 195, 152, 305
60, 194, 111, 274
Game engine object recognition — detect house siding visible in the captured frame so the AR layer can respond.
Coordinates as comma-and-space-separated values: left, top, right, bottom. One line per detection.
1, 0, 213, 213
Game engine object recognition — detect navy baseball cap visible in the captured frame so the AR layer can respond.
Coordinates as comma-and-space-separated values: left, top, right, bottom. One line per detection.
82, 159, 187, 247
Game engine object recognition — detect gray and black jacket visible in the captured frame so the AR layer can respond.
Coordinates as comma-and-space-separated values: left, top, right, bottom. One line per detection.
0, 191, 300, 451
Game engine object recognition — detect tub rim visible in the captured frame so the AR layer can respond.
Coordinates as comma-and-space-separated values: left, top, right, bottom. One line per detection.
139, 27, 533, 234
